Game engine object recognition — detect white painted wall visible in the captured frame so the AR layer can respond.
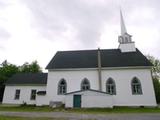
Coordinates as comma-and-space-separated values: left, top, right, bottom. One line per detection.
82, 96, 113, 108
3, 67, 156, 107
101, 68, 157, 106
65, 95, 73, 108
65, 90, 113, 108
3, 85, 46, 105
36, 95, 48, 106
47, 68, 157, 107
119, 42, 136, 52
46, 70, 99, 103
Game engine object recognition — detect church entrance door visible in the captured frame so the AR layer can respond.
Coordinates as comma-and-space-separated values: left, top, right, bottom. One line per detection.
73, 95, 81, 108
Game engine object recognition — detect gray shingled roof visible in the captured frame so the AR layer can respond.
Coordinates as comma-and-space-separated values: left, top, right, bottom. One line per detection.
46, 49, 152, 69
5, 73, 47, 85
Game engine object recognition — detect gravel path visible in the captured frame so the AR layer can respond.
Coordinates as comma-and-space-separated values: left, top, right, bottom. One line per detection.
0, 111, 160, 120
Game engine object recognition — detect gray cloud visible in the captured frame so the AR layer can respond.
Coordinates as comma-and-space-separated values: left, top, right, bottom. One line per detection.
0, 0, 159, 68
0, 27, 10, 50
0, 1, 9, 8
0, 45, 4, 50
21, 0, 120, 48
21, 0, 160, 58
0, 27, 10, 40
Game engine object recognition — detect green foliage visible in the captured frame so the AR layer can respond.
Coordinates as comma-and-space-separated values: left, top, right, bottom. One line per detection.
0, 60, 42, 82
147, 55, 160, 103
0, 83, 4, 102
0, 60, 19, 82
147, 55, 160, 77
0, 60, 42, 101
20, 61, 42, 73
152, 77, 160, 103
0, 60, 20, 101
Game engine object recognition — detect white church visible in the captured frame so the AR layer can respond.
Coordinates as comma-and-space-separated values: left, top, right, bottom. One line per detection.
2, 12, 157, 108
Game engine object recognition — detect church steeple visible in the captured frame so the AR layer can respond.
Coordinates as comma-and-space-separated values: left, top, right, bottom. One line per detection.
118, 10, 136, 52
120, 10, 127, 36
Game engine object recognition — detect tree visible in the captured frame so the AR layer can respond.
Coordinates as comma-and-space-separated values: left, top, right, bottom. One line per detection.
20, 61, 42, 73
147, 55, 160, 103
0, 60, 42, 102
152, 77, 160, 103
0, 60, 19, 82
147, 55, 160, 78
0, 60, 19, 101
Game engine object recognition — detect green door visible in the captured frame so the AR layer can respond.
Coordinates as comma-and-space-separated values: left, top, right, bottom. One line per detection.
73, 95, 81, 108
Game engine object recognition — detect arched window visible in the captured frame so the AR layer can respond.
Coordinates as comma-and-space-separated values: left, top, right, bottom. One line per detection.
131, 77, 142, 95
106, 78, 116, 95
81, 78, 90, 90
58, 79, 67, 95
125, 37, 128, 43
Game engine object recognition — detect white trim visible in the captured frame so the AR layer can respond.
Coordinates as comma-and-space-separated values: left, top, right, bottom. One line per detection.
101, 66, 152, 70
48, 66, 152, 71
5, 84, 46, 86
49, 68, 98, 71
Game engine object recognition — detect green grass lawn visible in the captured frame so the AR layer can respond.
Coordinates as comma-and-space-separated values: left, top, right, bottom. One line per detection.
0, 116, 65, 120
0, 105, 55, 112
67, 107, 160, 114
0, 105, 160, 113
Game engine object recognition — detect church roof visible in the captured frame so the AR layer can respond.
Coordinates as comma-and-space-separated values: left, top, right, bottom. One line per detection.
5, 73, 47, 85
65, 89, 111, 95
46, 48, 152, 69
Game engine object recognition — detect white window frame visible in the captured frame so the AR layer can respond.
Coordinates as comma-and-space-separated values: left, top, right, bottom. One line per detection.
81, 78, 90, 90
30, 89, 37, 100
58, 79, 67, 95
106, 78, 116, 95
14, 89, 20, 100
131, 77, 142, 95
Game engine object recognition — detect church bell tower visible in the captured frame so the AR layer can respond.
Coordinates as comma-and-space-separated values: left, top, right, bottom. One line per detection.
118, 10, 136, 52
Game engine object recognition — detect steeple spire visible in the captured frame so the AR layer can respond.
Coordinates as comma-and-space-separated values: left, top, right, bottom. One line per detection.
118, 10, 136, 53
120, 10, 127, 35
118, 10, 132, 44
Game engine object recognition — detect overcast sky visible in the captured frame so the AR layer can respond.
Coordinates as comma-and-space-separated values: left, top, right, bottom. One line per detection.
0, 0, 160, 70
